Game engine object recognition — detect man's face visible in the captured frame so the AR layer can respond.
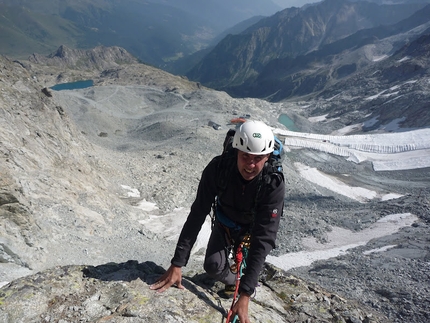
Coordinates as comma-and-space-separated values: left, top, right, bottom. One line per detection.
236, 150, 270, 181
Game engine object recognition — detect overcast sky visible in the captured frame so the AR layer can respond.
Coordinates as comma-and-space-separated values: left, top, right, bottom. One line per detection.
272, 0, 321, 9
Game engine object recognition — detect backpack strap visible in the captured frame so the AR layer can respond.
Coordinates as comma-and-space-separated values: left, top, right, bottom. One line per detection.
216, 147, 236, 197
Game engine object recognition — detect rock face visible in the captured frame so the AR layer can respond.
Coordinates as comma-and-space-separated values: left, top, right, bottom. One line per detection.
0, 262, 386, 323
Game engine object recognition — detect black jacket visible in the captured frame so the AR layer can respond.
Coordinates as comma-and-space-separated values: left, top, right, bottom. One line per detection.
171, 152, 285, 294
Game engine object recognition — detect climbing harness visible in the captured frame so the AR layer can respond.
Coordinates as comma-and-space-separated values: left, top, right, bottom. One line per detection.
225, 234, 251, 323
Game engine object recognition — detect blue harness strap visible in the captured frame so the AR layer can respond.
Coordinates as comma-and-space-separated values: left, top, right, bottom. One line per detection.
215, 200, 242, 231
216, 207, 242, 231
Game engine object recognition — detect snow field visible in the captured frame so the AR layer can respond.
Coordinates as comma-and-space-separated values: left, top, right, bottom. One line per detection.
275, 128, 430, 171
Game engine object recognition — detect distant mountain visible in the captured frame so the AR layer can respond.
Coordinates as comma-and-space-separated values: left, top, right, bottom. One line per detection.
154, 0, 281, 31
209, 15, 269, 47
352, 0, 430, 4
186, 0, 429, 92
226, 4, 430, 101
163, 15, 268, 75
0, 0, 281, 66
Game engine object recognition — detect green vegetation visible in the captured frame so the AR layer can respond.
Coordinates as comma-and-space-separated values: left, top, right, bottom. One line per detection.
0, 5, 83, 59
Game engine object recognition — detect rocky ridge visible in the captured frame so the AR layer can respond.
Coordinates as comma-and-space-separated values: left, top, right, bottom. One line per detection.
0, 262, 385, 323
29, 45, 140, 71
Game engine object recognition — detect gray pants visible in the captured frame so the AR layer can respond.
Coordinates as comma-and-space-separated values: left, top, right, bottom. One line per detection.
203, 223, 242, 285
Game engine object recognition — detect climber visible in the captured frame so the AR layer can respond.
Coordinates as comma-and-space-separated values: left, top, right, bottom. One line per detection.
150, 120, 285, 323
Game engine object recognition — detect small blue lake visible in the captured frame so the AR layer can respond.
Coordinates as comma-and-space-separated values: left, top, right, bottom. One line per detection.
278, 114, 299, 131
50, 80, 94, 91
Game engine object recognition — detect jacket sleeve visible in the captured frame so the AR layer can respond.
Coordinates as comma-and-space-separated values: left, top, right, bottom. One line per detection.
239, 173, 285, 295
171, 157, 219, 267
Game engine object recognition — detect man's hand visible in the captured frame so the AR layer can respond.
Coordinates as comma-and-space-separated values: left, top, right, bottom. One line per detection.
230, 292, 251, 323
149, 265, 184, 292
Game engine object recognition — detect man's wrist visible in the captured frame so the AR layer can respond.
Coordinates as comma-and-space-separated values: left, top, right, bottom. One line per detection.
239, 291, 251, 298
239, 286, 253, 297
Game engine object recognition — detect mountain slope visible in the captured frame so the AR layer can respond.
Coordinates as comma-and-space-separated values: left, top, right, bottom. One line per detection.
186, 0, 428, 89
226, 4, 430, 101
0, 4, 84, 59
0, 0, 281, 66
156, 0, 281, 30
273, 32, 430, 132
163, 16, 270, 75
326, 32, 430, 130
1, 46, 429, 323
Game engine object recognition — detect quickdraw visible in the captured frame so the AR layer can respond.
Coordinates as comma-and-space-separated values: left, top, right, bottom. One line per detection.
225, 234, 251, 323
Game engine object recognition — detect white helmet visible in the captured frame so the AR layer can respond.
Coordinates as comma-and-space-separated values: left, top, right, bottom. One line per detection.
233, 120, 275, 155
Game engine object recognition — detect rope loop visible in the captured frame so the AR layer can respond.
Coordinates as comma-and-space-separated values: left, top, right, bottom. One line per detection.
225, 234, 251, 323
